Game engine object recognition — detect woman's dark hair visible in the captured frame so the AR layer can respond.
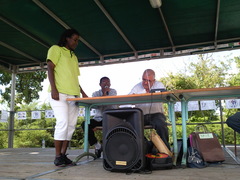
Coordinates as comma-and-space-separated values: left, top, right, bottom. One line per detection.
57, 29, 79, 47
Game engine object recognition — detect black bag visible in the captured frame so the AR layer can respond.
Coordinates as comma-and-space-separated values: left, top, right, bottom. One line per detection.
145, 153, 173, 170
176, 138, 191, 166
226, 112, 240, 133
176, 139, 183, 166
187, 147, 207, 168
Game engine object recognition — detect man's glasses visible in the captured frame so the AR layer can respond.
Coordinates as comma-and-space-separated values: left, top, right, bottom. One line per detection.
142, 78, 155, 83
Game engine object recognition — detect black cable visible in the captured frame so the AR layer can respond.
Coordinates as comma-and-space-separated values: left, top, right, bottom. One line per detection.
149, 92, 153, 115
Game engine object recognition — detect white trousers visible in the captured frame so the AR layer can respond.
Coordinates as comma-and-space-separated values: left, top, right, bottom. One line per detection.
49, 93, 79, 140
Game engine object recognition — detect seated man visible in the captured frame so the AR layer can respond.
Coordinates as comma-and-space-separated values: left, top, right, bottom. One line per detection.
129, 69, 170, 150
81, 76, 117, 158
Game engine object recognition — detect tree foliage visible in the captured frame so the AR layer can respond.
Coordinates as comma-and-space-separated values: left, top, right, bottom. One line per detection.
161, 73, 197, 90
161, 54, 231, 90
0, 70, 47, 106
227, 57, 240, 86
189, 54, 231, 88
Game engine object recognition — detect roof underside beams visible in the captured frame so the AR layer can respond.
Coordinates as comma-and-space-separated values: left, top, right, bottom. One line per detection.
0, 0, 240, 73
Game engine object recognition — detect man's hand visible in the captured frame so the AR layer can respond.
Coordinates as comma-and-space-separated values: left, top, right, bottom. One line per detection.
103, 86, 110, 96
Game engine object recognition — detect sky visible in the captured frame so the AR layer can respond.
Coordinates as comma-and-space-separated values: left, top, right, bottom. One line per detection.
38, 49, 240, 104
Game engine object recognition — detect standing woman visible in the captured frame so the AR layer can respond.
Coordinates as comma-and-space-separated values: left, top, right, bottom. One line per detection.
47, 29, 87, 167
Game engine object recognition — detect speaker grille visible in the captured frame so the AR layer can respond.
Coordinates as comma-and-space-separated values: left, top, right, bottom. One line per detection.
104, 127, 140, 170
106, 126, 136, 140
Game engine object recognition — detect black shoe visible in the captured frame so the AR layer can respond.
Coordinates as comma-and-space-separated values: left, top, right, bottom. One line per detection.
62, 154, 73, 165
95, 146, 102, 158
54, 155, 66, 167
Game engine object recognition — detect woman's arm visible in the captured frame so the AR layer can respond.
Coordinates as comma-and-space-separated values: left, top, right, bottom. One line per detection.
80, 85, 88, 97
47, 60, 59, 100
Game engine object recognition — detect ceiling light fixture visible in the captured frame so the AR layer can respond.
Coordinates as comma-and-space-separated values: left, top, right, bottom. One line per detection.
149, 0, 162, 8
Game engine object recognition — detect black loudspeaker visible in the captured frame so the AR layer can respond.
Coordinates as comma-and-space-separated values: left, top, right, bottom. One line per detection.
102, 108, 145, 172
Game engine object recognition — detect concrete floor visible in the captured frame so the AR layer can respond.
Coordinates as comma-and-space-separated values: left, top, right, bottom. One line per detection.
0, 147, 240, 180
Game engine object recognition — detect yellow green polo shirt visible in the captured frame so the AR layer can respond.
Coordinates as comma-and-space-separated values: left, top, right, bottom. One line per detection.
47, 45, 80, 96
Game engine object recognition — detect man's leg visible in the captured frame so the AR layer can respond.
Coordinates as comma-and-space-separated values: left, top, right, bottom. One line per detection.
147, 113, 170, 150
82, 119, 102, 146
